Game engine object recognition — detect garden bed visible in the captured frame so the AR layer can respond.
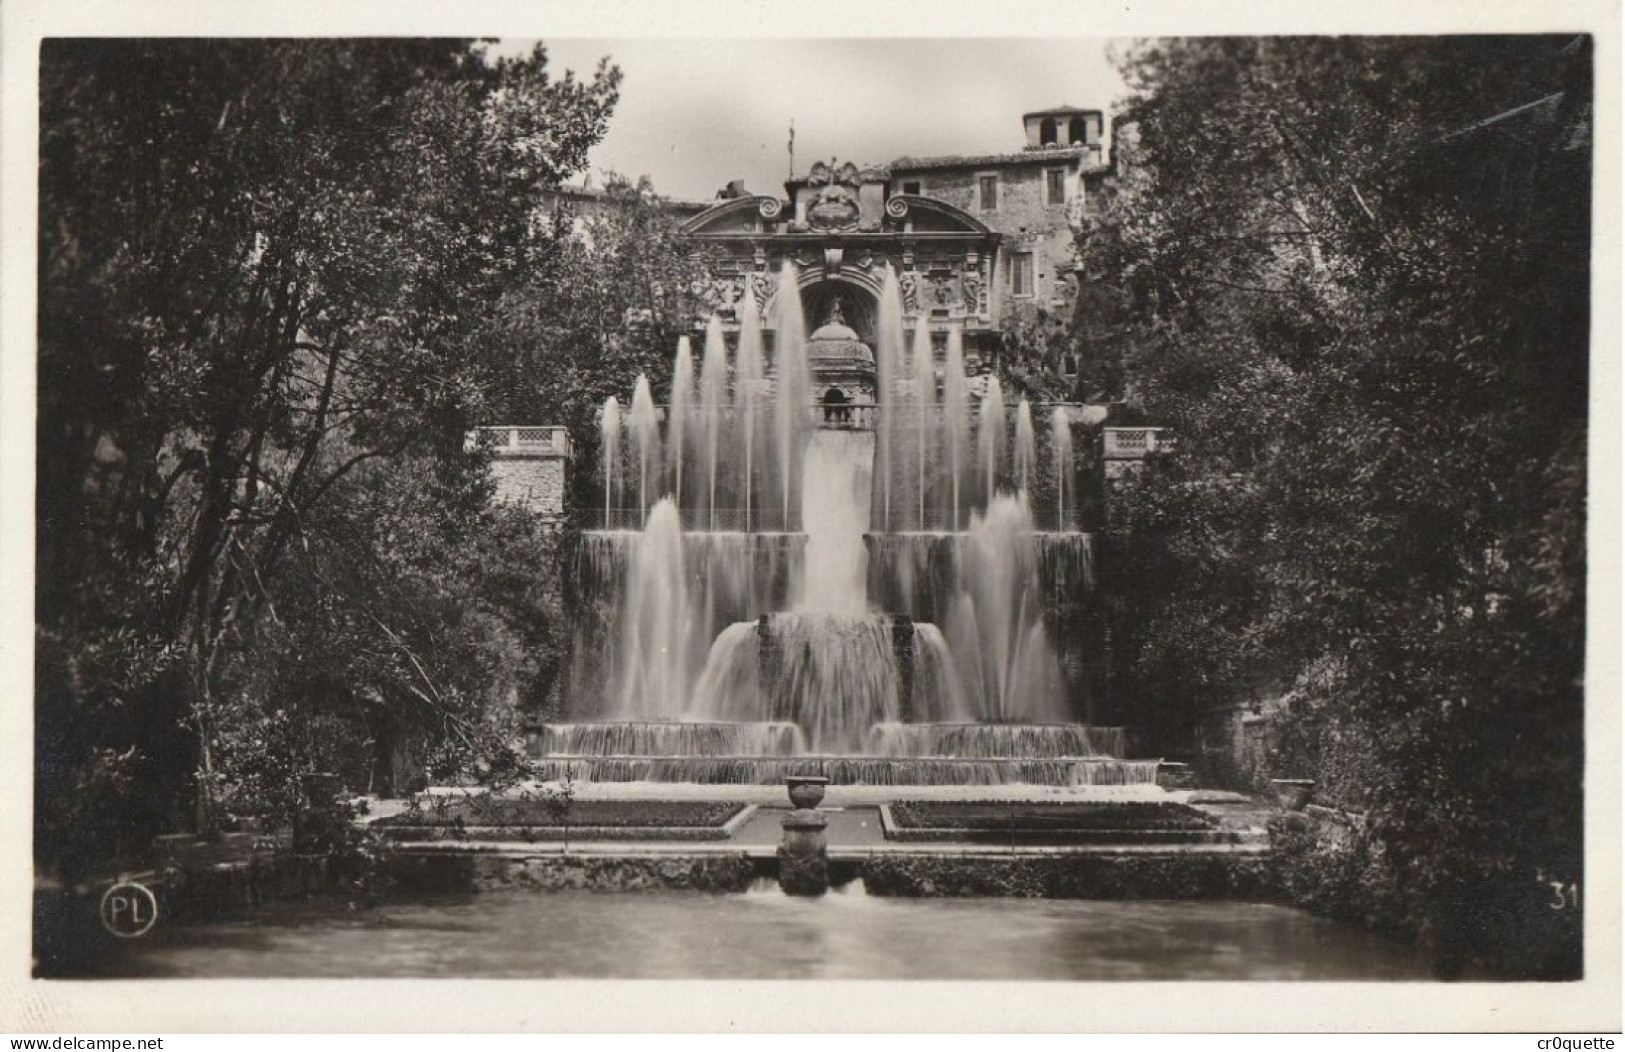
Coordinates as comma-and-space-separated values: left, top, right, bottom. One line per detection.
881, 800, 1225, 845
374, 799, 751, 842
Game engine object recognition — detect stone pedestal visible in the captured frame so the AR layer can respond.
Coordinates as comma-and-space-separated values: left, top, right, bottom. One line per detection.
777, 809, 830, 896
889, 615, 915, 722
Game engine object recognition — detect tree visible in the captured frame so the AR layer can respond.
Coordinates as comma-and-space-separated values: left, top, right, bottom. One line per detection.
995, 310, 1082, 404
477, 173, 716, 513
1081, 37, 1589, 977
37, 39, 620, 875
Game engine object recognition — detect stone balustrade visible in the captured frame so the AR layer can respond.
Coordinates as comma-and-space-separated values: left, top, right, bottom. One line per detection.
1101, 427, 1168, 460
467, 425, 572, 458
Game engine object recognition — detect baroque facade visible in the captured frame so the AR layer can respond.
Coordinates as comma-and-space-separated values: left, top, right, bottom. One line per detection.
486, 106, 1114, 518
681, 105, 1107, 375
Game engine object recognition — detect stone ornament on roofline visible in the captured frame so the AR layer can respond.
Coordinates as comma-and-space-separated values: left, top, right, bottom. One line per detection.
807, 159, 861, 189
806, 158, 863, 232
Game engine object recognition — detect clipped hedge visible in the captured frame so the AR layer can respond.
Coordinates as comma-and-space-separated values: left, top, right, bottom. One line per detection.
861, 852, 1273, 900
377, 799, 744, 829
889, 800, 1217, 833
387, 852, 758, 893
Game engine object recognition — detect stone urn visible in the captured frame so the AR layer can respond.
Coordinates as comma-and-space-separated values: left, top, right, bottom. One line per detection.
785, 775, 829, 810
1269, 778, 1316, 811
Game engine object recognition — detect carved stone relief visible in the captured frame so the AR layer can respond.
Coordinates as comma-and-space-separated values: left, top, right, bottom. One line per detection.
899, 270, 919, 315
749, 269, 773, 311
700, 274, 746, 318
961, 270, 983, 317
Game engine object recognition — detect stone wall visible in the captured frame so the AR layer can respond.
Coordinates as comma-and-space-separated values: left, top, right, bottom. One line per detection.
490, 456, 566, 518
904, 164, 1078, 317
1194, 704, 1276, 791
470, 426, 572, 521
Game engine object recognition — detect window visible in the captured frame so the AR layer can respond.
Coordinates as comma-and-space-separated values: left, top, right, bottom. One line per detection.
1039, 117, 1058, 145
821, 387, 851, 425
1047, 168, 1067, 205
1068, 115, 1087, 144
978, 174, 998, 212
1011, 253, 1035, 297
902, 180, 921, 196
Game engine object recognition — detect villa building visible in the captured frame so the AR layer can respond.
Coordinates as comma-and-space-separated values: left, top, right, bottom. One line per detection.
484, 106, 1120, 518
680, 105, 1108, 378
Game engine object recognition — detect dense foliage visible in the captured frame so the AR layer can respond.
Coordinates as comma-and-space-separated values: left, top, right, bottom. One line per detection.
36, 40, 638, 877
1083, 37, 1589, 977
477, 175, 715, 514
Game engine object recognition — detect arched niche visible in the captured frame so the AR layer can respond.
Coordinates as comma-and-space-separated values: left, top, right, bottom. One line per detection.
762, 269, 883, 345
800, 277, 880, 346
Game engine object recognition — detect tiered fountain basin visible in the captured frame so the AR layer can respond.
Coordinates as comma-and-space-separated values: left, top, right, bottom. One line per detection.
524, 720, 1159, 787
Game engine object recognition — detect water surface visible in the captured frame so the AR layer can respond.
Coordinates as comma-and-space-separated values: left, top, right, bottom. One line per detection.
98, 887, 1439, 980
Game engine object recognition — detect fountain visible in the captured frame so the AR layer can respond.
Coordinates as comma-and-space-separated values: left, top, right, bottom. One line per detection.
548, 264, 1152, 786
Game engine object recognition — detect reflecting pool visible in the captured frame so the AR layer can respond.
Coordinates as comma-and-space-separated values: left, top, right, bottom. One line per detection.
91, 886, 1440, 980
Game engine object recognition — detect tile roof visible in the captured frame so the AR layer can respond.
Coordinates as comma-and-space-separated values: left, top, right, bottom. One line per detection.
889, 146, 1098, 171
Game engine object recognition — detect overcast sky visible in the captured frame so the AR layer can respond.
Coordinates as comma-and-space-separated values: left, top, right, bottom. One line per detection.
524, 38, 1129, 202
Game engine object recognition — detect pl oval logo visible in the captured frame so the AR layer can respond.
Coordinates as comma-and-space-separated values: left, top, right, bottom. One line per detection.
100, 881, 159, 939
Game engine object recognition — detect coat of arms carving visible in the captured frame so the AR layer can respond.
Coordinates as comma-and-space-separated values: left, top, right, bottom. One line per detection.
805, 158, 862, 231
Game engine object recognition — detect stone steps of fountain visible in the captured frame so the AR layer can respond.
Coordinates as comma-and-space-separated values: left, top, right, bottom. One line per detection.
527, 721, 1133, 761
527, 721, 808, 759
526, 755, 1160, 787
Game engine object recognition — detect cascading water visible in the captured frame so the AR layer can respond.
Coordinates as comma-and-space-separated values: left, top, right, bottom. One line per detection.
629, 375, 660, 527
798, 429, 872, 614
698, 316, 731, 530
668, 338, 694, 510
772, 261, 812, 531
910, 322, 937, 531
874, 267, 906, 532
694, 613, 898, 754
736, 293, 767, 532
977, 375, 1006, 506
610, 499, 693, 719
1014, 399, 1036, 497
554, 264, 1145, 785
945, 496, 1068, 723
599, 396, 621, 528
942, 327, 969, 530
1050, 405, 1074, 533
